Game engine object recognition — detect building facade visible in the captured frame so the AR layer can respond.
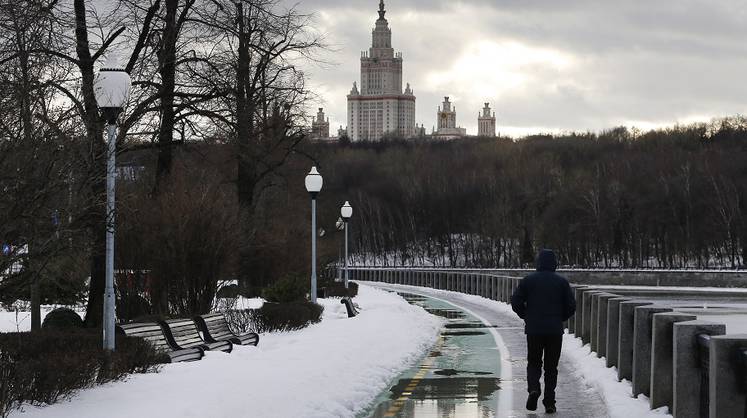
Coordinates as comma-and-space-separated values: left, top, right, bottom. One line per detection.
311, 108, 330, 139
347, 1, 416, 141
433, 97, 467, 139
478, 102, 496, 137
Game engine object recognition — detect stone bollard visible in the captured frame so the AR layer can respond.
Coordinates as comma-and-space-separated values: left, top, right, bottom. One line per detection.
590, 292, 614, 353
605, 297, 631, 368
672, 320, 726, 418
708, 334, 747, 418
649, 312, 697, 411
568, 285, 583, 334
632, 305, 672, 397
582, 290, 604, 345
618, 301, 652, 381
595, 293, 619, 358
573, 286, 589, 336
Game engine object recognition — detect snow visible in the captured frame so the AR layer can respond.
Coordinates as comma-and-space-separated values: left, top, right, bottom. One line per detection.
10, 285, 442, 418
562, 336, 671, 418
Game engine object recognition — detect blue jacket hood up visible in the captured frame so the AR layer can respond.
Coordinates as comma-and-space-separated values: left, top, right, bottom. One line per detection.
536, 249, 558, 272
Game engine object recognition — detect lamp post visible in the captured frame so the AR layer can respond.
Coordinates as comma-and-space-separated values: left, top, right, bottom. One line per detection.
340, 201, 353, 288
94, 56, 131, 351
304, 167, 323, 303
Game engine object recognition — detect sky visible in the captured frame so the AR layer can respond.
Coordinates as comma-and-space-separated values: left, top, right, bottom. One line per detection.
298, 0, 747, 137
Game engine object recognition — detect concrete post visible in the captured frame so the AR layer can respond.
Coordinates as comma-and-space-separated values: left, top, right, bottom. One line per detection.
573, 286, 588, 336
650, 312, 697, 411
632, 305, 672, 397
595, 293, 619, 358
605, 297, 631, 368
618, 301, 652, 381
671, 321, 726, 418
582, 290, 604, 344
708, 334, 747, 418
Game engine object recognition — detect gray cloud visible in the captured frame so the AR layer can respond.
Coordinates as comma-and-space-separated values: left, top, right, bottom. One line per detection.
300, 0, 747, 136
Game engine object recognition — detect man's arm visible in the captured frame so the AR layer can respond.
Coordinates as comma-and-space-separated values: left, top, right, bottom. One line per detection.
562, 281, 576, 321
511, 279, 527, 319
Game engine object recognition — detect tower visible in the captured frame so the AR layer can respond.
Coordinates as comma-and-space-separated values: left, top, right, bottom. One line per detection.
311, 107, 330, 139
346, 1, 416, 141
478, 103, 496, 137
433, 96, 466, 139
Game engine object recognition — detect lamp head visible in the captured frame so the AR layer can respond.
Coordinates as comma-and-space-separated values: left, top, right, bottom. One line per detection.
94, 55, 131, 122
340, 201, 353, 220
305, 166, 323, 195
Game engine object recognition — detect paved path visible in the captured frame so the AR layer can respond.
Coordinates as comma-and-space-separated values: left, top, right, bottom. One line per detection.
360, 283, 609, 418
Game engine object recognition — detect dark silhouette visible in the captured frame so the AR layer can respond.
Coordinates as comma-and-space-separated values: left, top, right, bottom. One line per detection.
511, 249, 576, 413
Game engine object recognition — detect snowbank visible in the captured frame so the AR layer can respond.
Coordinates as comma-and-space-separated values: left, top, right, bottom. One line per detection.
562, 336, 671, 418
11, 285, 442, 418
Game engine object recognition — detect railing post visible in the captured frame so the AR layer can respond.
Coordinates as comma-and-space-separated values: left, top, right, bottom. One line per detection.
708, 334, 747, 418
605, 297, 631, 368
632, 305, 672, 397
617, 301, 652, 381
650, 312, 697, 411
672, 320, 725, 418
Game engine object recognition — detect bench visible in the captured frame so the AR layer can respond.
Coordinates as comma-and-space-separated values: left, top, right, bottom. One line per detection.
341, 297, 359, 318
194, 313, 260, 346
116, 322, 204, 363
161, 318, 233, 353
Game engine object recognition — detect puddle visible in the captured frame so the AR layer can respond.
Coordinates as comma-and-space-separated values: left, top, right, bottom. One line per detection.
433, 369, 493, 377
444, 322, 496, 329
442, 331, 487, 336
425, 308, 466, 319
389, 377, 501, 401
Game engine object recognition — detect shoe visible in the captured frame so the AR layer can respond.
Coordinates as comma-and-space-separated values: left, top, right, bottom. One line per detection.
545, 405, 557, 414
526, 391, 540, 411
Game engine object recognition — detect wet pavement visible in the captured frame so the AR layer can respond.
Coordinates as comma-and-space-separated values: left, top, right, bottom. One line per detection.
360, 285, 609, 418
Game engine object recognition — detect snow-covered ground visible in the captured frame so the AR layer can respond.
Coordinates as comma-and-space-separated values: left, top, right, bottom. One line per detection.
10, 285, 442, 418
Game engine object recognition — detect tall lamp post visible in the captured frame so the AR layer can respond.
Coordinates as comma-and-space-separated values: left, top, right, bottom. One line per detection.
94, 56, 131, 351
340, 201, 353, 288
304, 167, 323, 303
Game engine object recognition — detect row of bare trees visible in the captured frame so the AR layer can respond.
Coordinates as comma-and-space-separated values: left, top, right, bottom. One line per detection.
0, 0, 322, 324
307, 121, 747, 270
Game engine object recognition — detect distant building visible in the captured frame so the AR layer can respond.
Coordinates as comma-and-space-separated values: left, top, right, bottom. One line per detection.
346, 1, 416, 141
311, 108, 330, 139
478, 102, 496, 137
415, 124, 427, 137
433, 97, 467, 140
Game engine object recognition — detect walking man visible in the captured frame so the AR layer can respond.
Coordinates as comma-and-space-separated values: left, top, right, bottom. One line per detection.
511, 249, 576, 414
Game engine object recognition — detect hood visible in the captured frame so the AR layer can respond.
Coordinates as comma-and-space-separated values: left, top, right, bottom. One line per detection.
536, 249, 558, 272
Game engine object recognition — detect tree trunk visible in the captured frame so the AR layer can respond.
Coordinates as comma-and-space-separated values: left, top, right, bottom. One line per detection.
154, 0, 178, 187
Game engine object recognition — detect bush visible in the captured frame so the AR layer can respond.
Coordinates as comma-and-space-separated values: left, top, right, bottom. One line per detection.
0, 331, 165, 417
41, 308, 83, 330
216, 284, 239, 299
262, 273, 308, 303
225, 301, 323, 334
317, 279, 358, 298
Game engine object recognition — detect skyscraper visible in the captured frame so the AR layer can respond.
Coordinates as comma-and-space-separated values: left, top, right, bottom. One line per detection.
347, 1, 416, 141
478, 103, 497, 137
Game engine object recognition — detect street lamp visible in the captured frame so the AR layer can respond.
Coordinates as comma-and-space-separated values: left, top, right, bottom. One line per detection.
94, 55, 131, 351
304, 167, 323, 303
340, 201, 353, 289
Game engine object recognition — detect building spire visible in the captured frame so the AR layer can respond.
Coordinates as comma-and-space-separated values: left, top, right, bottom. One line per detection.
378, 0, 386, 19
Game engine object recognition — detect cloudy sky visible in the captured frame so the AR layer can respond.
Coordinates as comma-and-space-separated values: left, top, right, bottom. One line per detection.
298, 0, 747, 137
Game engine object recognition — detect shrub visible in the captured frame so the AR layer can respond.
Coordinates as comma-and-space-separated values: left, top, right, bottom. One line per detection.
225, 301, 323, 334
262, 273, 308, 303
317, 279, 358, 298
0, 331, 165, 417
41, 308, 83, 330
216, 284, 239, 299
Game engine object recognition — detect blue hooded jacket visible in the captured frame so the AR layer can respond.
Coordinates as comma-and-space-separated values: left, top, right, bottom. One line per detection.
511, 249, 576, 335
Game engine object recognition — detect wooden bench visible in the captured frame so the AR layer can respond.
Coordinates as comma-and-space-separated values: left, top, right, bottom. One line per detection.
341, 297, 359, 318
161, 318, 233, 353
116, 322, 204, 363
194, 313, 260, 346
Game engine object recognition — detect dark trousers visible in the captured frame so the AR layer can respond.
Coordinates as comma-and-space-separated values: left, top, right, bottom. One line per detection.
526, 334, 563, 406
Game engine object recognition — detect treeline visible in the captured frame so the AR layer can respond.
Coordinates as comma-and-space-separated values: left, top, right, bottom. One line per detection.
305, 120, 747, 269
